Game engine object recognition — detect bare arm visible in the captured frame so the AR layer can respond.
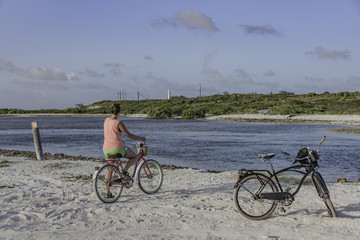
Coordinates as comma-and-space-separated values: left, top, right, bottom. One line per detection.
118, 121, 146, 143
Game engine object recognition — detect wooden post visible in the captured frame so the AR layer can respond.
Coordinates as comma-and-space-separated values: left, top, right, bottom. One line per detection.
32, 121, 44, 160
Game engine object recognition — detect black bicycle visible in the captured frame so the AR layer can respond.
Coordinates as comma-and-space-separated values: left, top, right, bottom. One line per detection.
233, 136, 337, 220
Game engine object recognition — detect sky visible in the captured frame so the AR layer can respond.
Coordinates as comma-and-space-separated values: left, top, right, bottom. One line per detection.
1, 0, 360, 109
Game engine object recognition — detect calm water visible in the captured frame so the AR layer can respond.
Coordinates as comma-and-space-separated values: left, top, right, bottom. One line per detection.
0, 116, 359, 181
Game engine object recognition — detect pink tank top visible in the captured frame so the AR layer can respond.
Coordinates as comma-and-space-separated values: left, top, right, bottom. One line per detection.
103, 118, 124, 151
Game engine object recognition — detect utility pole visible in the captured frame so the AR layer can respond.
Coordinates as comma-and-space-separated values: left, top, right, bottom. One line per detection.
168, 89, 171, 99
118, 91, 126, 101
199, 83, 202, 97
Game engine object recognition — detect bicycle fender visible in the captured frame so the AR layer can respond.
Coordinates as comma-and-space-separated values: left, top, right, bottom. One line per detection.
312, 172, 330, 198
92, 164, 112, 180
235, 169, 253, 184
234, 172, 272, 189
92, 170, 99, 180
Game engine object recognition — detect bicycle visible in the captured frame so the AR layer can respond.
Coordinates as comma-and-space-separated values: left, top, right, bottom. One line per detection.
93, 143, 163, 203
233, 136, 337, 220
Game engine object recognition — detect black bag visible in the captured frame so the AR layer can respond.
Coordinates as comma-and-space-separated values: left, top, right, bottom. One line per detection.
296, 147, 318, 167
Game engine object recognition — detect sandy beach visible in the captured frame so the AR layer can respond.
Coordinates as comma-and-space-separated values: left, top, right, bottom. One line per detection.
206, 114, 360, 126
1, 156, 359, 240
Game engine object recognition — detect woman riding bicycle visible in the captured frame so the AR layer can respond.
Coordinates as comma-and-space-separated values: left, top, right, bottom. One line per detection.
103, 103, 146, 178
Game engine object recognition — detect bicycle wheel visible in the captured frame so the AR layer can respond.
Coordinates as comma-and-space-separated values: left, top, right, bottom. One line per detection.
137, 159, 163, 194
233, 174, 278, 220
94, 164, 123, 203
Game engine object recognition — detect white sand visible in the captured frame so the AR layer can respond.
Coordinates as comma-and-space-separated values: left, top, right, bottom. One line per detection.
206, 114, 360, 126
0, 156, 359, 240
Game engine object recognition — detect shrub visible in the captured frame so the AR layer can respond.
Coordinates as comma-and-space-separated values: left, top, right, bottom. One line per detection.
181, 108, 206, 119
148, 106, 173, 119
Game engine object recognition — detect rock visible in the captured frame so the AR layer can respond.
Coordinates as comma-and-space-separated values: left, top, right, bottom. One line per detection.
337, 177, 348, 183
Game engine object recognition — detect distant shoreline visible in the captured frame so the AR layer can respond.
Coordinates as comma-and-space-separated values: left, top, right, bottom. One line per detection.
1, 113, 360, 132
2, 113, 360, 123
0, 113, 146, 118
206, 113, 360, 126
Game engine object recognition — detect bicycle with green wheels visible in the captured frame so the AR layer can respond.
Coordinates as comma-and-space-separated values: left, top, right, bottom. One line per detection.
233, 136, 337, 220
93, 143, 163, 203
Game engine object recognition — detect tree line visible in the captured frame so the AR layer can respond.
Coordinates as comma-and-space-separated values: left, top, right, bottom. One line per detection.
1, 91, 360, 119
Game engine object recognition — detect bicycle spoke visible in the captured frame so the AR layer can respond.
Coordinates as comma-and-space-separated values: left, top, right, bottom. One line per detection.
234, 174, 278, 220
137, 160, 163, 194
94, 165, 123, 203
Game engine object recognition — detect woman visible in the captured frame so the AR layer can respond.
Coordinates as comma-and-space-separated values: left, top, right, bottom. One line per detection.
103, 103, 146, 176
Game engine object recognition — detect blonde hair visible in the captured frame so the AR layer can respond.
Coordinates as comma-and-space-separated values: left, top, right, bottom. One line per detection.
110, 103, 120, 115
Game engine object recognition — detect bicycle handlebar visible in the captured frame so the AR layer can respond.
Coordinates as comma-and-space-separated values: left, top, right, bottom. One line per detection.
281, 136, 326, 162
281, 151, 308, 162
317, 136, 326, 152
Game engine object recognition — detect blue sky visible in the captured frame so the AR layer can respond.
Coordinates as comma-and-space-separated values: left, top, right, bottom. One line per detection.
1, 0, 360, 109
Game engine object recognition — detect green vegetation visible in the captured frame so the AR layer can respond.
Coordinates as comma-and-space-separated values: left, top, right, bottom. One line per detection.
2, 91, 360, 119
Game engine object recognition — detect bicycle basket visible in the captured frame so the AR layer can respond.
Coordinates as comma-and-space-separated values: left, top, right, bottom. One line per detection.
296, 147, 318, 167
136, 144, 148, 156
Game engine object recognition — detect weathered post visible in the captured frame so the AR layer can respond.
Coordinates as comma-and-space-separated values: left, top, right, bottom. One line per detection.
32, 121, 44, 160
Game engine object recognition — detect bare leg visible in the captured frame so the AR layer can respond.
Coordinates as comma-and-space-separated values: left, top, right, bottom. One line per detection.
124, 148, 138, 172
105, 165, 113, 196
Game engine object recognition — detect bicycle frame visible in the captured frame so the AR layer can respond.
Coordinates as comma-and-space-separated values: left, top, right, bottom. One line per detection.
97, 151, 147, 180
270, 164, 312, 196
237, 163, 316, 201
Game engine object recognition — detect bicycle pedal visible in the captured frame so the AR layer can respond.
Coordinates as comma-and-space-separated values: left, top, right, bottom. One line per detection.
124, 179, 133, 188
280, 207, 286, 213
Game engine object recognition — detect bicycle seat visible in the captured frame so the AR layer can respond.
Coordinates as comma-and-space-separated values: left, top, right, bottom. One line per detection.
258, 153, 276, 160
107, 153, 123, 159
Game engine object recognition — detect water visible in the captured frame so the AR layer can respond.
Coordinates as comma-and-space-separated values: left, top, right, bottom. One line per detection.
0, 116, 359, 181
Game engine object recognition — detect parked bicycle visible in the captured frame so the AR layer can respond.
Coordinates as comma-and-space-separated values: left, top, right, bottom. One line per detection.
233, 136, 337, 220
93, 143, 163, 203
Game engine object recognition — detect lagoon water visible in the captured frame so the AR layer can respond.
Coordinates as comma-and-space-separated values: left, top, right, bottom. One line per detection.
0, 116, 359, 181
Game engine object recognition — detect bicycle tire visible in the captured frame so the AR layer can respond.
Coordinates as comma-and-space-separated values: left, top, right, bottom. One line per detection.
233, 174, 278, 220
137, 159, 163, 194
94, 164, 123, 203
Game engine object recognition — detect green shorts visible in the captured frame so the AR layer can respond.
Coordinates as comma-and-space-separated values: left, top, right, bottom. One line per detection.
103, 147, 127, 158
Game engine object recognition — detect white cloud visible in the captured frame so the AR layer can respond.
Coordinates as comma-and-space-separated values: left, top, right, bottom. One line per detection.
151, 9, 218, 33
0, 58, 77, 81
0, 58, 17, 72
202, 51, 255, 85
24, 66, 73, 81
79, 68, 105, 78
177, 10, 218, 32
306, 46, 351, 60
202, 51, 279, 93
0, 58, 110, 91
